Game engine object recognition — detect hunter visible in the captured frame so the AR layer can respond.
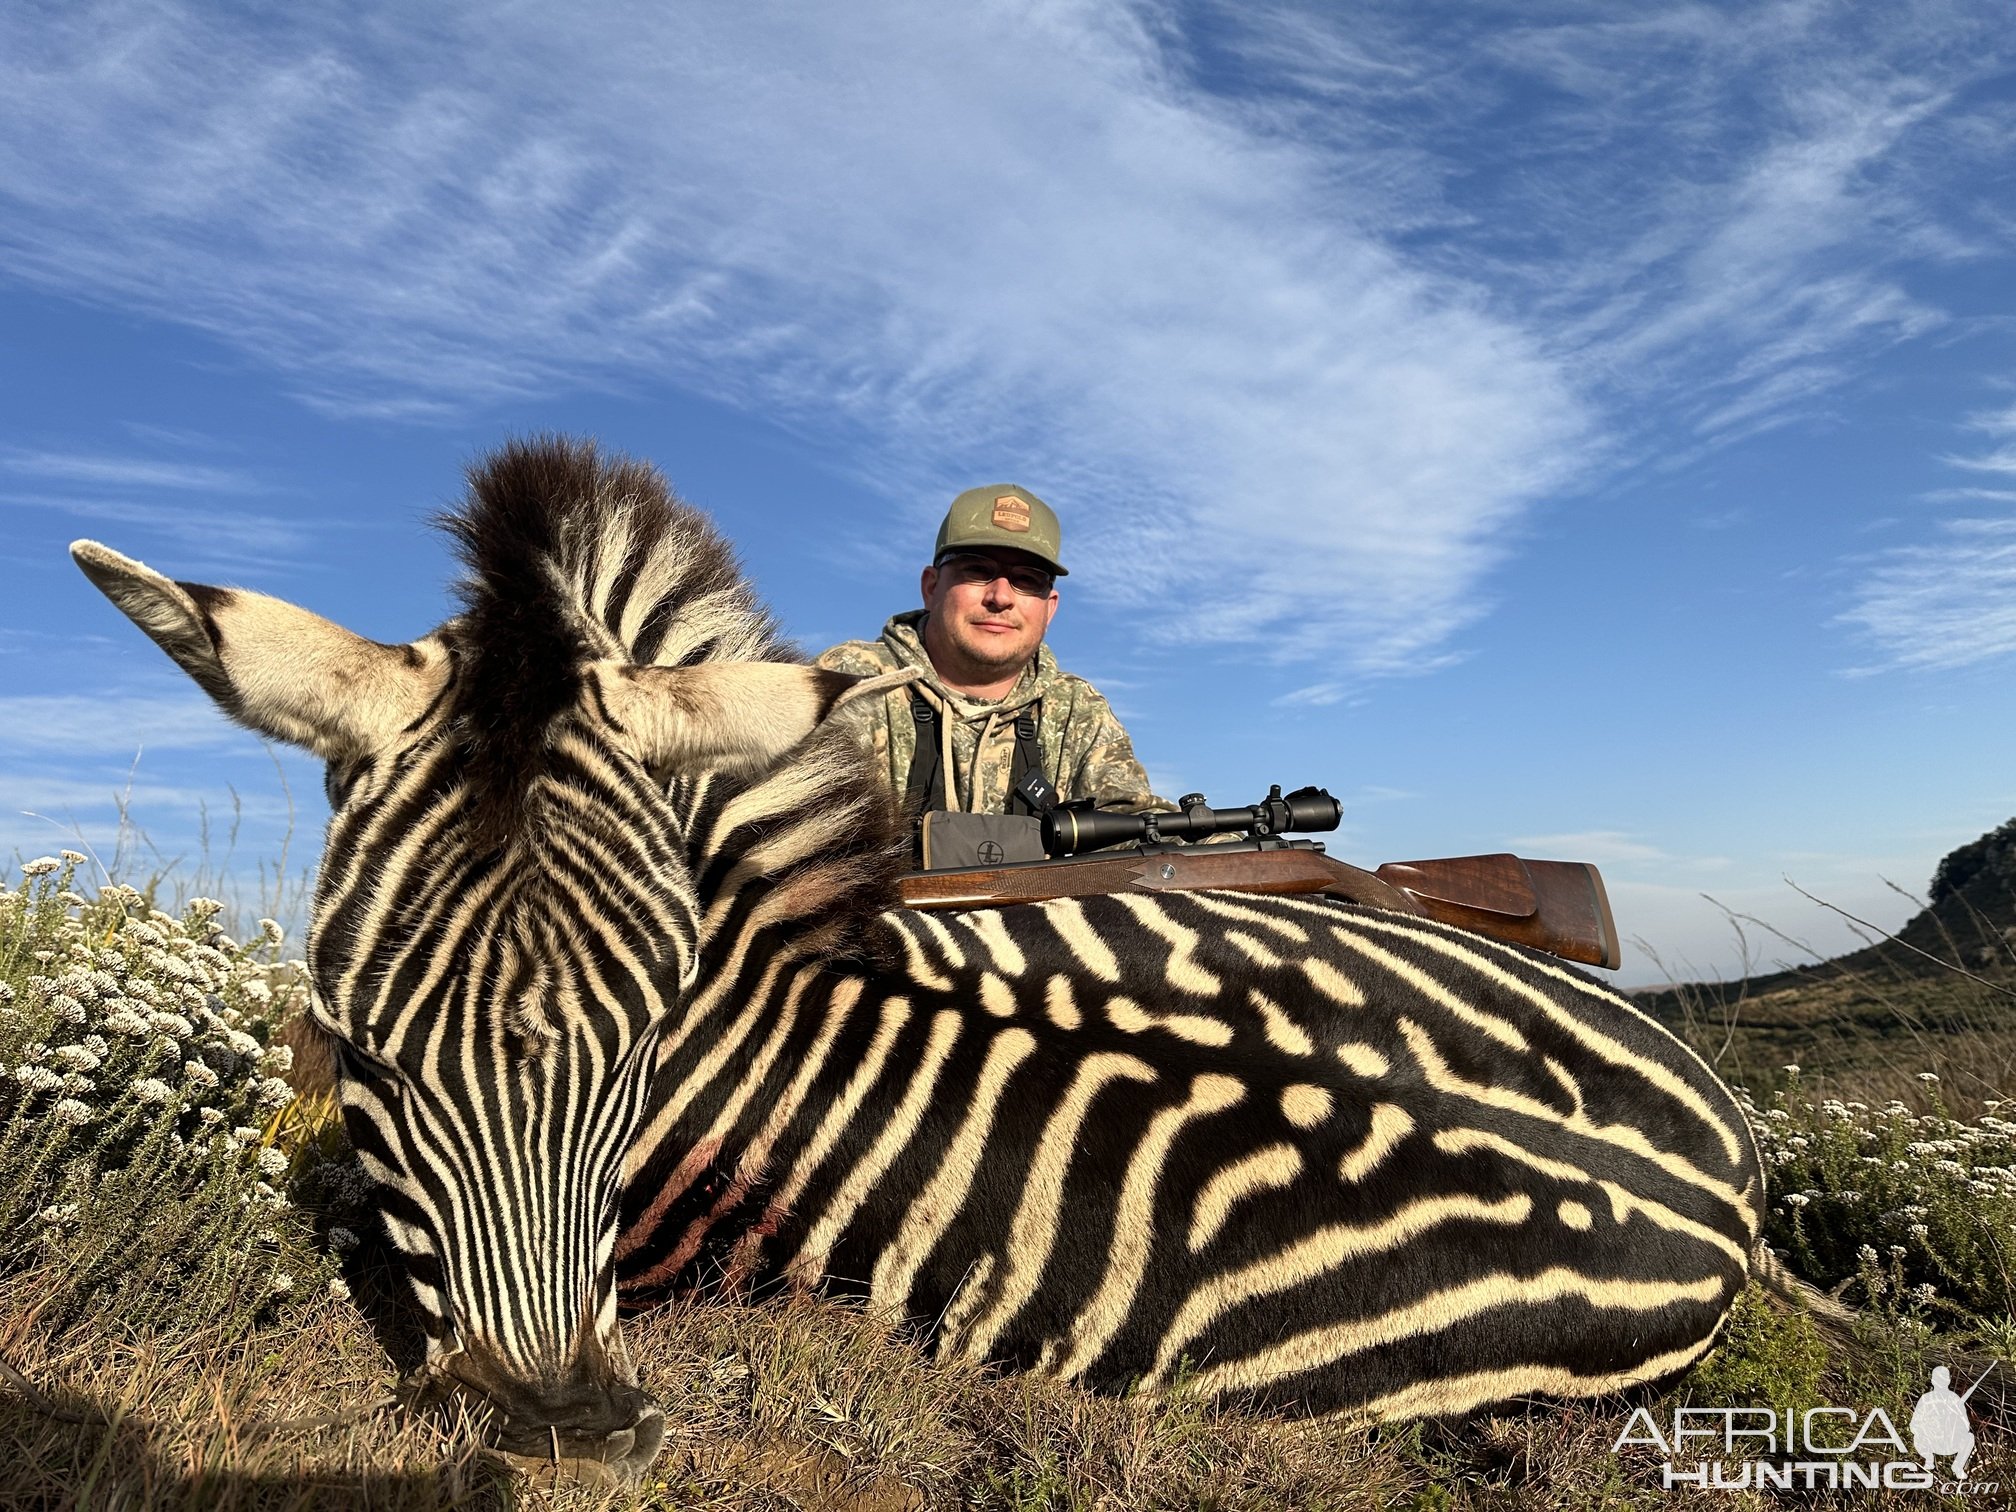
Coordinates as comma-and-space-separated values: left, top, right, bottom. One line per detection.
816, 485, 1162, 866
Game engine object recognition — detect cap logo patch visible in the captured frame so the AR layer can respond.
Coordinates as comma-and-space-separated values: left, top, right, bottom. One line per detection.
992, 495, 1031, 532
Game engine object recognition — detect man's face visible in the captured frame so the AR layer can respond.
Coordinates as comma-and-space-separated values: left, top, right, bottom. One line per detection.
920, 548, 1060, 680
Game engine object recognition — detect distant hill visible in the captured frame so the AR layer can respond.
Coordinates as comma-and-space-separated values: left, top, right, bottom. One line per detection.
1631, 817, 2016, 1107
1915, 816, 2016, 967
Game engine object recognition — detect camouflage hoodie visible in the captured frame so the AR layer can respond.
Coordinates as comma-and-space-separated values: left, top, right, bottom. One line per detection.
814, 610, 1161, 815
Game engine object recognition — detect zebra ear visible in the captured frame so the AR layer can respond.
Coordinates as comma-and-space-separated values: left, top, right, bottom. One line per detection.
72, 540, 446, 763
592, 662, 918, 775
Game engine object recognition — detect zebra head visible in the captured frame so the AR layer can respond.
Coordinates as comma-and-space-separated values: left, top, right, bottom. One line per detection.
71, 439, 909, 1484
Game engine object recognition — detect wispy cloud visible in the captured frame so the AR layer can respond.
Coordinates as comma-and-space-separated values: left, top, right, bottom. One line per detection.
1841, 385, 2016, 672
1, 492, 313, 560
1507, 830, 1701, 868
1919, 487, 2016, 504
1944, 445, 2016, 476
0, 626, 116, 653
1273, 683, 1347, 709
119, 422, 243, 452
0, 448, 258, 492
1969, 400, 2016, 435
0, 0, 1588, 675
1225, 3, 1982, 436
0, 446, 318, 566
0, 694, 242, 755
0, 0, 2008, 675
1838, 514, 2016, 672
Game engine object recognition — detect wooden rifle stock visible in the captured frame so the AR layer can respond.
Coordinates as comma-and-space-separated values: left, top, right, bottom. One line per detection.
1370, 855, 1620, 971
897, 847, 1621, 970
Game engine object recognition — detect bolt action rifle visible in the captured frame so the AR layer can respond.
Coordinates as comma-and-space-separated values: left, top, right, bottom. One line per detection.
897, 785, 1622, 971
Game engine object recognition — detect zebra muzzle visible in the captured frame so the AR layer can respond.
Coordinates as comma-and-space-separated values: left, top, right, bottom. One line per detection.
417, 1351, 669, 1487
482, 1407, 669, 1490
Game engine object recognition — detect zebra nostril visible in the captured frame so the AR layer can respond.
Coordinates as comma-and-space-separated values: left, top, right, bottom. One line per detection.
602, 1409, 665, 1474
481, 1407, 668, 1489
625, 1409, 666, 1466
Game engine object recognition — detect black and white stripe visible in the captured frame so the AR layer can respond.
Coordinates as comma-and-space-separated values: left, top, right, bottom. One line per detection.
618, 877, 1760, 1417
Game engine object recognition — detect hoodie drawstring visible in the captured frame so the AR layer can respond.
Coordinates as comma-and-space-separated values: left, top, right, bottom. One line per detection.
910, 680, 970, 811
966, 709, 999, 814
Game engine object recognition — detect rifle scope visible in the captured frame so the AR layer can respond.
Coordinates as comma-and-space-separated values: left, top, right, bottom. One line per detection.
1042, 784, 1342, 856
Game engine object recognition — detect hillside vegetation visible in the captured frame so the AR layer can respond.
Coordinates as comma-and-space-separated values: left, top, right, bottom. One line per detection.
1636, 817, 2016, 1110
0, 850, 2010, 1509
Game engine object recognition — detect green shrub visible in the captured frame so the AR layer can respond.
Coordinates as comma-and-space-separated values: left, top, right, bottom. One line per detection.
1741, 1067, 2016, 1333
0, 853, 332, 1340
1683, 1282, 1828, 1409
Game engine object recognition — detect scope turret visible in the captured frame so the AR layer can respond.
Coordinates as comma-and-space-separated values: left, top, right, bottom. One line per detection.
1042, 784, 1341, 856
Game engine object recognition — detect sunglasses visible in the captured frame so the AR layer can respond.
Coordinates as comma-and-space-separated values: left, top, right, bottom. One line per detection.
936, 553, 1056, 597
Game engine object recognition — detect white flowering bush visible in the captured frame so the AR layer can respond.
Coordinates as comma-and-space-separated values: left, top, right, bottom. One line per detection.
0, 853, 333, 1338
1744, 1067, 2016, 1331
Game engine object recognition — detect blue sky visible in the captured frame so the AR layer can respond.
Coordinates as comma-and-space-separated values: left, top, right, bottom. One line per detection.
1, 0, 2012, 986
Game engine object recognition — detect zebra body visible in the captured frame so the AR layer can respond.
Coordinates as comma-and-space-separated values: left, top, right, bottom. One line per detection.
71, 438, 1761, 1481
619, 873, 1759, 1418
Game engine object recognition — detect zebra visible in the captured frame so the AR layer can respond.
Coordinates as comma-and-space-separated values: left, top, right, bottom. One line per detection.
73, 437, 1764, 1485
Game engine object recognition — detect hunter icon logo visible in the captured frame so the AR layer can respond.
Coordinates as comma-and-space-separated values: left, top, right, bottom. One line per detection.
1910, 1364, 1986, 1479
977, 839, 1007, 865
991, 494, 1031, 532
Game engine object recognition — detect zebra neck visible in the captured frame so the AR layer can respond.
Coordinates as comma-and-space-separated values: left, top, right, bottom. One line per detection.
615, 958, 883, 1290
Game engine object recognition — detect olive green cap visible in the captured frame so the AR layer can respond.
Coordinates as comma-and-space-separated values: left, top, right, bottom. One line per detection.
933, 484, 1067, 576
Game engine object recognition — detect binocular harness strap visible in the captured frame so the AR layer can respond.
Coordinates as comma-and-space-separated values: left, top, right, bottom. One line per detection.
906, 692, 1054, 817
905, 691, 946, 816
1008, 708, 1056, 816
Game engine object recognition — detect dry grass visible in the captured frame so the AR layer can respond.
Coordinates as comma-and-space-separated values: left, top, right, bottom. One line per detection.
6, 1246, 2011, 1509
0, 1267, 1691, 1511
0, 1292, 510, 1509
1635, 877, 2016, 1117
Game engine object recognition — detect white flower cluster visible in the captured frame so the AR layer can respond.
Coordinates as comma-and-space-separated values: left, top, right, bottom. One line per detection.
1738, 1074, 2016, 1320
3, 864, 321, 1249
13, 1065, 62, 1094
318, 1164, 376, 1208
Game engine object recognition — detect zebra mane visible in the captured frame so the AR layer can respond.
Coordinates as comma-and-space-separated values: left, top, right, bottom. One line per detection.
431, 437, 789, 836
434, 437, 905, 948
444, 433, 790, 669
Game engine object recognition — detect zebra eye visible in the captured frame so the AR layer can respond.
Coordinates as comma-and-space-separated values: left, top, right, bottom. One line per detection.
334, 1036, 401, 1088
